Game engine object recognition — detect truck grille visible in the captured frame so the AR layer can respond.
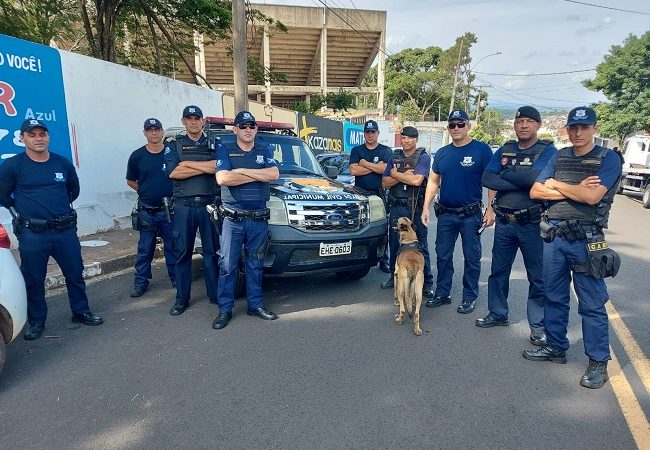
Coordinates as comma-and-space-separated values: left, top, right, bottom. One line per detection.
286, 201, 369, 232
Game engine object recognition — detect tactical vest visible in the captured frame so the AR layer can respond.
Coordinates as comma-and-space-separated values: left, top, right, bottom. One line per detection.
546, 146, 618, 228
495, 140, 549, 210
220, 143, 271, 205
171, 135, 218, 199
388, 148, 427, 206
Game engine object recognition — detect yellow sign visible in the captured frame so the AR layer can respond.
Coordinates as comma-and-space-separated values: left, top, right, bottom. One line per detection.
587, 241, 608, 252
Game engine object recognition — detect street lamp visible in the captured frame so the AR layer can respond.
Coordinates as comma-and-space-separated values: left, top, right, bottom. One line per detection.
469, 51, 502, 120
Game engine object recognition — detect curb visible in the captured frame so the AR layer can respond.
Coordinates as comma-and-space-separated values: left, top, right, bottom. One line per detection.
44, 246, 163, 290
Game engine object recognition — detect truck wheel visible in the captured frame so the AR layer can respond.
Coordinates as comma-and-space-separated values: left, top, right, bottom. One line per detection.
643, 185, 650, 209
335, 266, 371, 281
0, 338, 5, 376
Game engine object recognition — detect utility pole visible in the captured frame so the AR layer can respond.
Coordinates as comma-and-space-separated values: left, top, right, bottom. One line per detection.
445, 38, 464, 144
232, 0, 248, 113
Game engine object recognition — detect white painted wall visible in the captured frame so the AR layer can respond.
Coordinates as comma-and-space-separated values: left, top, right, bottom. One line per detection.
0, 48, 223, 237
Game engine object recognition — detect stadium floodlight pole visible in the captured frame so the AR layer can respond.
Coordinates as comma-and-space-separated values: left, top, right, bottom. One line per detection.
232, 0, 248, 112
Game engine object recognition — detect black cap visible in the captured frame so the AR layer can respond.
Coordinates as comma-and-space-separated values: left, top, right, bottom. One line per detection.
515, 106, 541, 122
448, 109, 469, 121
182, 105, 203, 118
234, 111, 256, 126
143, 118, 163, 130
400, 126, 419, 138
566, 107, 597, 126
20, 119, 48, 134
364, 120, 378, 132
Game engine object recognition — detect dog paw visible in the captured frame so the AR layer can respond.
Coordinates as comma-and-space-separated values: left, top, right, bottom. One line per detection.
414, 327, 422, 336
394, 314, 404, 325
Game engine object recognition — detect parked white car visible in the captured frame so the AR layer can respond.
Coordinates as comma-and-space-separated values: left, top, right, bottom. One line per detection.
0, 223, 27, 375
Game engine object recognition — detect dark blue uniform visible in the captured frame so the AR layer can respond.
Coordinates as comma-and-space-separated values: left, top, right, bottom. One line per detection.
431, 139, 492, 302
383, 149, 433, 287
126, 145, 175, 290
164, 134, 219, 307
0, 152, 91, 326
481, 140, 555, 330
215, 142, 278, 313
536, 147, 621, 362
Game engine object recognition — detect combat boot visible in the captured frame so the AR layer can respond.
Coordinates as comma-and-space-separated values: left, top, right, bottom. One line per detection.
580, 359, 609, 389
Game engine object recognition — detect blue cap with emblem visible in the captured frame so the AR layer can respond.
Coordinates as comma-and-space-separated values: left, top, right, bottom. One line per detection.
364, 120, 378, 132
448, 109, 469, 121
20, 119, 48, 134
566, 106, 597, 126
400, 126, 419, 138
143, 118, 163, 130
234, 111, 256, 126
515, 106, 541, 122
182, 105, 203, 118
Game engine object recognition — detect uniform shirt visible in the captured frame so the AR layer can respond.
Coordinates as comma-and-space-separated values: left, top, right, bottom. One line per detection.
126, 145, 173, 207
484, 141, 557, 193
349, 143, 392, 193
536, 145, 621, 190
485, 142, 556, 177
0, 152, 78, 220
432, 140, 492, 208
383, 149, 431, 179
215, 142, 278, 210
163, 134, 213, 178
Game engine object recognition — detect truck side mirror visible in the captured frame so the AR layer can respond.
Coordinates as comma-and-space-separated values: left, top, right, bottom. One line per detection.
325, 165, 338, 179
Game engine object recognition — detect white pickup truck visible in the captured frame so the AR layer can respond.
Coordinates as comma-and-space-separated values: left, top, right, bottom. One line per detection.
618, 134, 650, 208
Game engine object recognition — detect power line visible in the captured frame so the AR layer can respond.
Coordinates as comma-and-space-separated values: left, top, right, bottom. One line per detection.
476, 76, 591, 105
560, 0, 650, 16
475, 69, 595, 76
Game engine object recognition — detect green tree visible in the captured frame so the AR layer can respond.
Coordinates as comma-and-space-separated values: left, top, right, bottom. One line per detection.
0, 0, 80, 46
584, 31, 650, 140
471, 108, 506, 145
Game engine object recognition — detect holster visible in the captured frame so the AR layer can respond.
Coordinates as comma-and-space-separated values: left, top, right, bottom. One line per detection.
206, 203, 223, 235
539, 219, 556, 243
433, 201, 442, 218
573, 239, 621, 279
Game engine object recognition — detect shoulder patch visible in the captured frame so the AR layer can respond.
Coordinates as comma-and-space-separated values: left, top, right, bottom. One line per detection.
165, 136, 176, 143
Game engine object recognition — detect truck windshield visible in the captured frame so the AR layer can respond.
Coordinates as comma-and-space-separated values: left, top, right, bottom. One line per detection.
255, 134, 324, 177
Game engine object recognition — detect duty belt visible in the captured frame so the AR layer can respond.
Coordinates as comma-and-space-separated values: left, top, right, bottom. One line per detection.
435, 201, 482, 218
540, 219, 603, 243
174, 196, 213, 207
494, 204, 542, 225
138, 202, 164, 214
219, 204, 270, 221
15, 211, 77, 234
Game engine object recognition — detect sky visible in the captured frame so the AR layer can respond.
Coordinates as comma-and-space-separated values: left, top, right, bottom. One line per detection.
259, 0, 650, 110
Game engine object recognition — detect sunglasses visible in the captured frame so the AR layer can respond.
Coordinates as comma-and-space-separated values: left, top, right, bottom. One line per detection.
238, 123, 257, 130
448, 122, 467, 129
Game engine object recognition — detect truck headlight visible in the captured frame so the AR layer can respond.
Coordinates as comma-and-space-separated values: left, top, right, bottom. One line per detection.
267, 196, 289, 225
368, 195, 386, 222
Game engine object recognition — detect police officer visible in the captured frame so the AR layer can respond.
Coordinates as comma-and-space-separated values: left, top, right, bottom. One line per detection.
422, 110, 494, 314
349, 119, 393, 273
126, 118, 175, 297
524, 107, 622, 389
164, 106, 219, 316
477, 106, 556, 345
212, 111, 280, 330
0, 119, 103, 340
381, 126, 433, 298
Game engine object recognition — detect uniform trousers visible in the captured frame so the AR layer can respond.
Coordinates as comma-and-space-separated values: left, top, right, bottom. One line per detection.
543, 235, 610, 362
18, 227, 90, 325
487, 220, 544, 330
134, 209, 175, 288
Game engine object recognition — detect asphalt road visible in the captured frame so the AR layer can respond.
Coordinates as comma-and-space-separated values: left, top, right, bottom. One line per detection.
0, 194, 648, 449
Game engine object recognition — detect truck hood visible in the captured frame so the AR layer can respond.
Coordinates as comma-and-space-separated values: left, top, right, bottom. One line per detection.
271, 175, 367, 201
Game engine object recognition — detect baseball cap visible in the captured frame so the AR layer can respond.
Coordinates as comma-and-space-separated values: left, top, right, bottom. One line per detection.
234, 111, 256, 126
182, 105, 203, 118
400, 126, 419, 138
515, 106, 541, 122
143, 118, 163, 130
364, 120, 378, 132
566, 107, 597, 127
20, 119, 48, 134
448, 109, 469, 122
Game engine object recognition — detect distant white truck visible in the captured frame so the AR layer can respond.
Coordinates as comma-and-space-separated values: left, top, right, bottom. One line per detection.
618, 134, 650, 208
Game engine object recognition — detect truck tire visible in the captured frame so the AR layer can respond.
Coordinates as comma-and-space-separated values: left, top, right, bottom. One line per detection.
0, 338, 5, 376
335, 266, 371, 281
643, 184, 650, 209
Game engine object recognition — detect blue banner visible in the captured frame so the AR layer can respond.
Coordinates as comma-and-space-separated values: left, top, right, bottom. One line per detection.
0, 34, 71, 162
343, 121, 364, 152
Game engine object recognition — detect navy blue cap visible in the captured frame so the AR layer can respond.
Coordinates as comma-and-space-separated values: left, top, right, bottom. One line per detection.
566, 107, 597, 126
448, 109, 469, 122
364, 120, 378, 132
143, 118, 163, 130
234, 111, 256, 126
182, 105, 203, 118
515, 106, 541, 122
20, 119, 48, 134
400, 126, 419, 138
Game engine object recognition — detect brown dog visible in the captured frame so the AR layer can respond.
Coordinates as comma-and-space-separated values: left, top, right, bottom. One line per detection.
394, 217, 425, 336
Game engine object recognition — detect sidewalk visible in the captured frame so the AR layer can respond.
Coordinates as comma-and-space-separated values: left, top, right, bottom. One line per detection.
11, 228, 159, 290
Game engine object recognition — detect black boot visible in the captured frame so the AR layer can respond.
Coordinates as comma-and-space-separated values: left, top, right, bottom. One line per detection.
522, 344, 567, 364
580, 359, 609, 389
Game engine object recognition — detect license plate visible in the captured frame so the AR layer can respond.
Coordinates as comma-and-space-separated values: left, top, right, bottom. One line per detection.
319, 241, 352, 257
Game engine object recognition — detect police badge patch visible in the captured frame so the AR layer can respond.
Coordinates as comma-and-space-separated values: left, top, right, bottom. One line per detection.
54, 172, 65, 182
256, 155, 264, 164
